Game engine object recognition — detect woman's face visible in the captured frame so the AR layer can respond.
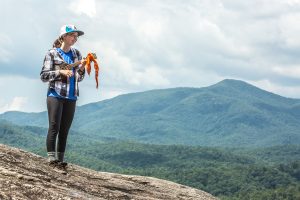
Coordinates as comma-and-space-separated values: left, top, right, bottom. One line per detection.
63, 32, 79, 46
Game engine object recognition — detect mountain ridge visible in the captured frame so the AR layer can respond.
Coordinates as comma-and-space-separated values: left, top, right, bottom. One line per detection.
1, 79, 299, 147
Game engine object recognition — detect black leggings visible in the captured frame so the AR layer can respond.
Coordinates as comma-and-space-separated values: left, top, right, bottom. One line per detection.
46, 96, 76, 153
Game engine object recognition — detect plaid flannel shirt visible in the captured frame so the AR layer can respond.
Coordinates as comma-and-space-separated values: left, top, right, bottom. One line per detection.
40, 47, 85, 97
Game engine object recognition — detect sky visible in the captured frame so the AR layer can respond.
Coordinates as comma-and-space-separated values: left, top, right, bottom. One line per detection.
1, 0, 300, 113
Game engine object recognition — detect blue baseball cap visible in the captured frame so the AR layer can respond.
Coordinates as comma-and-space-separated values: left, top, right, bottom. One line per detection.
59, 24, 84, 37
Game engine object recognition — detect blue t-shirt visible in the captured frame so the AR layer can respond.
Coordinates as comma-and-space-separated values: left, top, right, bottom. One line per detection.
48, 48, 77, 100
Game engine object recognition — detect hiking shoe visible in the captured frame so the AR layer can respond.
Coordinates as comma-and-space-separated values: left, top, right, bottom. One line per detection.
49, 160, 68, 174
57, 162, 68, 170
48, 160, 60, 167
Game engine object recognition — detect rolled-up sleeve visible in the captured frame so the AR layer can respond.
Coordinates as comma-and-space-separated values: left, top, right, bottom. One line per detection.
40, 51, 61, 82
77, 67, 85, 82
75, 50, 85, 82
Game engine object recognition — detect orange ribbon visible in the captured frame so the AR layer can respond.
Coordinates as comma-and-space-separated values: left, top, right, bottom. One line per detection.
86, 53, 99, 88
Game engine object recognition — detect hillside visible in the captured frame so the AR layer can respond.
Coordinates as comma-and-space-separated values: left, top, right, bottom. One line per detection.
0, 123, 299, 199
0, 144, 217, 200
1, 79, 300, 147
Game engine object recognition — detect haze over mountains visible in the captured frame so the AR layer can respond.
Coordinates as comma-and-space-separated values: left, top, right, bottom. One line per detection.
1, 79, 300, 147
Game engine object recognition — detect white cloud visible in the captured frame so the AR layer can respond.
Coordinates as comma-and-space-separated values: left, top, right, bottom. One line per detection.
279, 13, 300, 48
69, 0, 97, 18
128, 9, 166, 42
95, 44, 169, 88
287, 0, 300, 6
272, 66, 300, 79
0, 76, 46, 113
0, 33, 13, 63
0, 0, 300, 113
250, 79, 300, 99
0, 97, 28, 113
8, 97, 28, 111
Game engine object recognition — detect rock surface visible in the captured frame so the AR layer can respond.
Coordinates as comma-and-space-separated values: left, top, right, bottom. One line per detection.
0, 144, 218, 200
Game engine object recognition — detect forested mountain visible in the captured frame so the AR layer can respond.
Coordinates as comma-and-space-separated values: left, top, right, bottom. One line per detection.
1, 79, 299, 199
1, 79, 299, 147
0, 121, 299, 199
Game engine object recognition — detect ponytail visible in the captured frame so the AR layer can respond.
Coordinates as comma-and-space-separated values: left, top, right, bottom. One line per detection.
52, 36, 63, 48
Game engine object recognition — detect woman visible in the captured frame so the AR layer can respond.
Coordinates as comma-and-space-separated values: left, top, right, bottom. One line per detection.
40, 25, 86, 168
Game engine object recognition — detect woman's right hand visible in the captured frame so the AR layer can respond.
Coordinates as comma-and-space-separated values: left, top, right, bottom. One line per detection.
59, 70, 73, 77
